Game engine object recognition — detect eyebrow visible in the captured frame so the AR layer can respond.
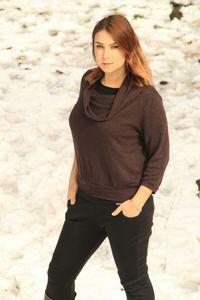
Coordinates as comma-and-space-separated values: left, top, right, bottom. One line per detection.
95, 41, 117, 45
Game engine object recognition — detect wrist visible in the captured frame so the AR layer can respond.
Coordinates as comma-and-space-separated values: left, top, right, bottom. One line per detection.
130, 195, 148, 211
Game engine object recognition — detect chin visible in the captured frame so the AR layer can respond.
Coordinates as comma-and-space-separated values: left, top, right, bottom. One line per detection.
101, 67, 116, 73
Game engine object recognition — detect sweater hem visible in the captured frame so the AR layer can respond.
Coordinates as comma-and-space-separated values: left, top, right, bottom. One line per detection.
78, 177, 139, 202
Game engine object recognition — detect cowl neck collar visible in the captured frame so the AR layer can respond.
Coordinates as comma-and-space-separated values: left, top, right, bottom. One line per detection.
82, 74, 143, 121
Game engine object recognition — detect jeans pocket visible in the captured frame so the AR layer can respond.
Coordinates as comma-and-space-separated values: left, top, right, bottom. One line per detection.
120, 210, 141, 220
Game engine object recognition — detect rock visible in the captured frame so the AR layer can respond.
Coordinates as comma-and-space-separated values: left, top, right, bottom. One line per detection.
133, 14, 144, 20
196, 179, 200, 197
159, 81, 168, 85
169, 8, 183, 20
49, 29, 59, 36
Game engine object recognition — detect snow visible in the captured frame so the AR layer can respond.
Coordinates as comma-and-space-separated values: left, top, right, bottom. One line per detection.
0, 0, 200, 299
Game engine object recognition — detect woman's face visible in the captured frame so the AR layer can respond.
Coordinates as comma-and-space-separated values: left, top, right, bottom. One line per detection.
93, 29, 126, 75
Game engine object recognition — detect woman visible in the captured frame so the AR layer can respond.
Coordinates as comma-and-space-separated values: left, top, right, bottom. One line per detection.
44, 13, 169, 300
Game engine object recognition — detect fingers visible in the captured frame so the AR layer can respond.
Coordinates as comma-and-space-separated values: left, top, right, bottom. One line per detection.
67, 198, 76, 205
111, 206, 122, 216
67, 190, 78, 205
70, 199, 76, 205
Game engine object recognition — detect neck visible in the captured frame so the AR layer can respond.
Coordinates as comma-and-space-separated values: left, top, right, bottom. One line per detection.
102, 69, 126, 88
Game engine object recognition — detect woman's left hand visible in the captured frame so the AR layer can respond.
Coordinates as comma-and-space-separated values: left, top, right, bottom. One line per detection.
111, 199, 142, 218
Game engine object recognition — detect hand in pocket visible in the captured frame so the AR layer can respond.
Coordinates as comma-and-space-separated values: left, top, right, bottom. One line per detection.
67, 181, 78, 205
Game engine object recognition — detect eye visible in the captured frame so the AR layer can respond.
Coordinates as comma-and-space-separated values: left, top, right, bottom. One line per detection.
95, 45, 103, 48
112, 45, 118, 48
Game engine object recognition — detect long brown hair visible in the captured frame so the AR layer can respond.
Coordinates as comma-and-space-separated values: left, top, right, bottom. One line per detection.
85, 13, 154, 87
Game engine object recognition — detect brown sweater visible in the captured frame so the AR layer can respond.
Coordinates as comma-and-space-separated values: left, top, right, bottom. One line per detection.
69, 69, 169, 202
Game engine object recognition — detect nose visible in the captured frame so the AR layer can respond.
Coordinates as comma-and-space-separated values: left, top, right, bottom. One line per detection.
102, 47, 111, 59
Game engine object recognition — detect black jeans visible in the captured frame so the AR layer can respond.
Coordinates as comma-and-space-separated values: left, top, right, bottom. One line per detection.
45, 187, 155, 300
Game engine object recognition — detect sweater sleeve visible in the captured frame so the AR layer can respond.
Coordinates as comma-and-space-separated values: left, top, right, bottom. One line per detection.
140, 89, 170, 193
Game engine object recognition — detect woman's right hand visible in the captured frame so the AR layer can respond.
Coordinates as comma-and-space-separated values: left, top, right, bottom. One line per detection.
67, 181, 78, 205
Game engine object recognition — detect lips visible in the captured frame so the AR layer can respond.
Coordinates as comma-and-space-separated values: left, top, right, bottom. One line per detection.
102, 63, 112, 66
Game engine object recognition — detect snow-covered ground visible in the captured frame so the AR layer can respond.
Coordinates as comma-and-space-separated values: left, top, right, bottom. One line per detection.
0, 0, 200, 299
